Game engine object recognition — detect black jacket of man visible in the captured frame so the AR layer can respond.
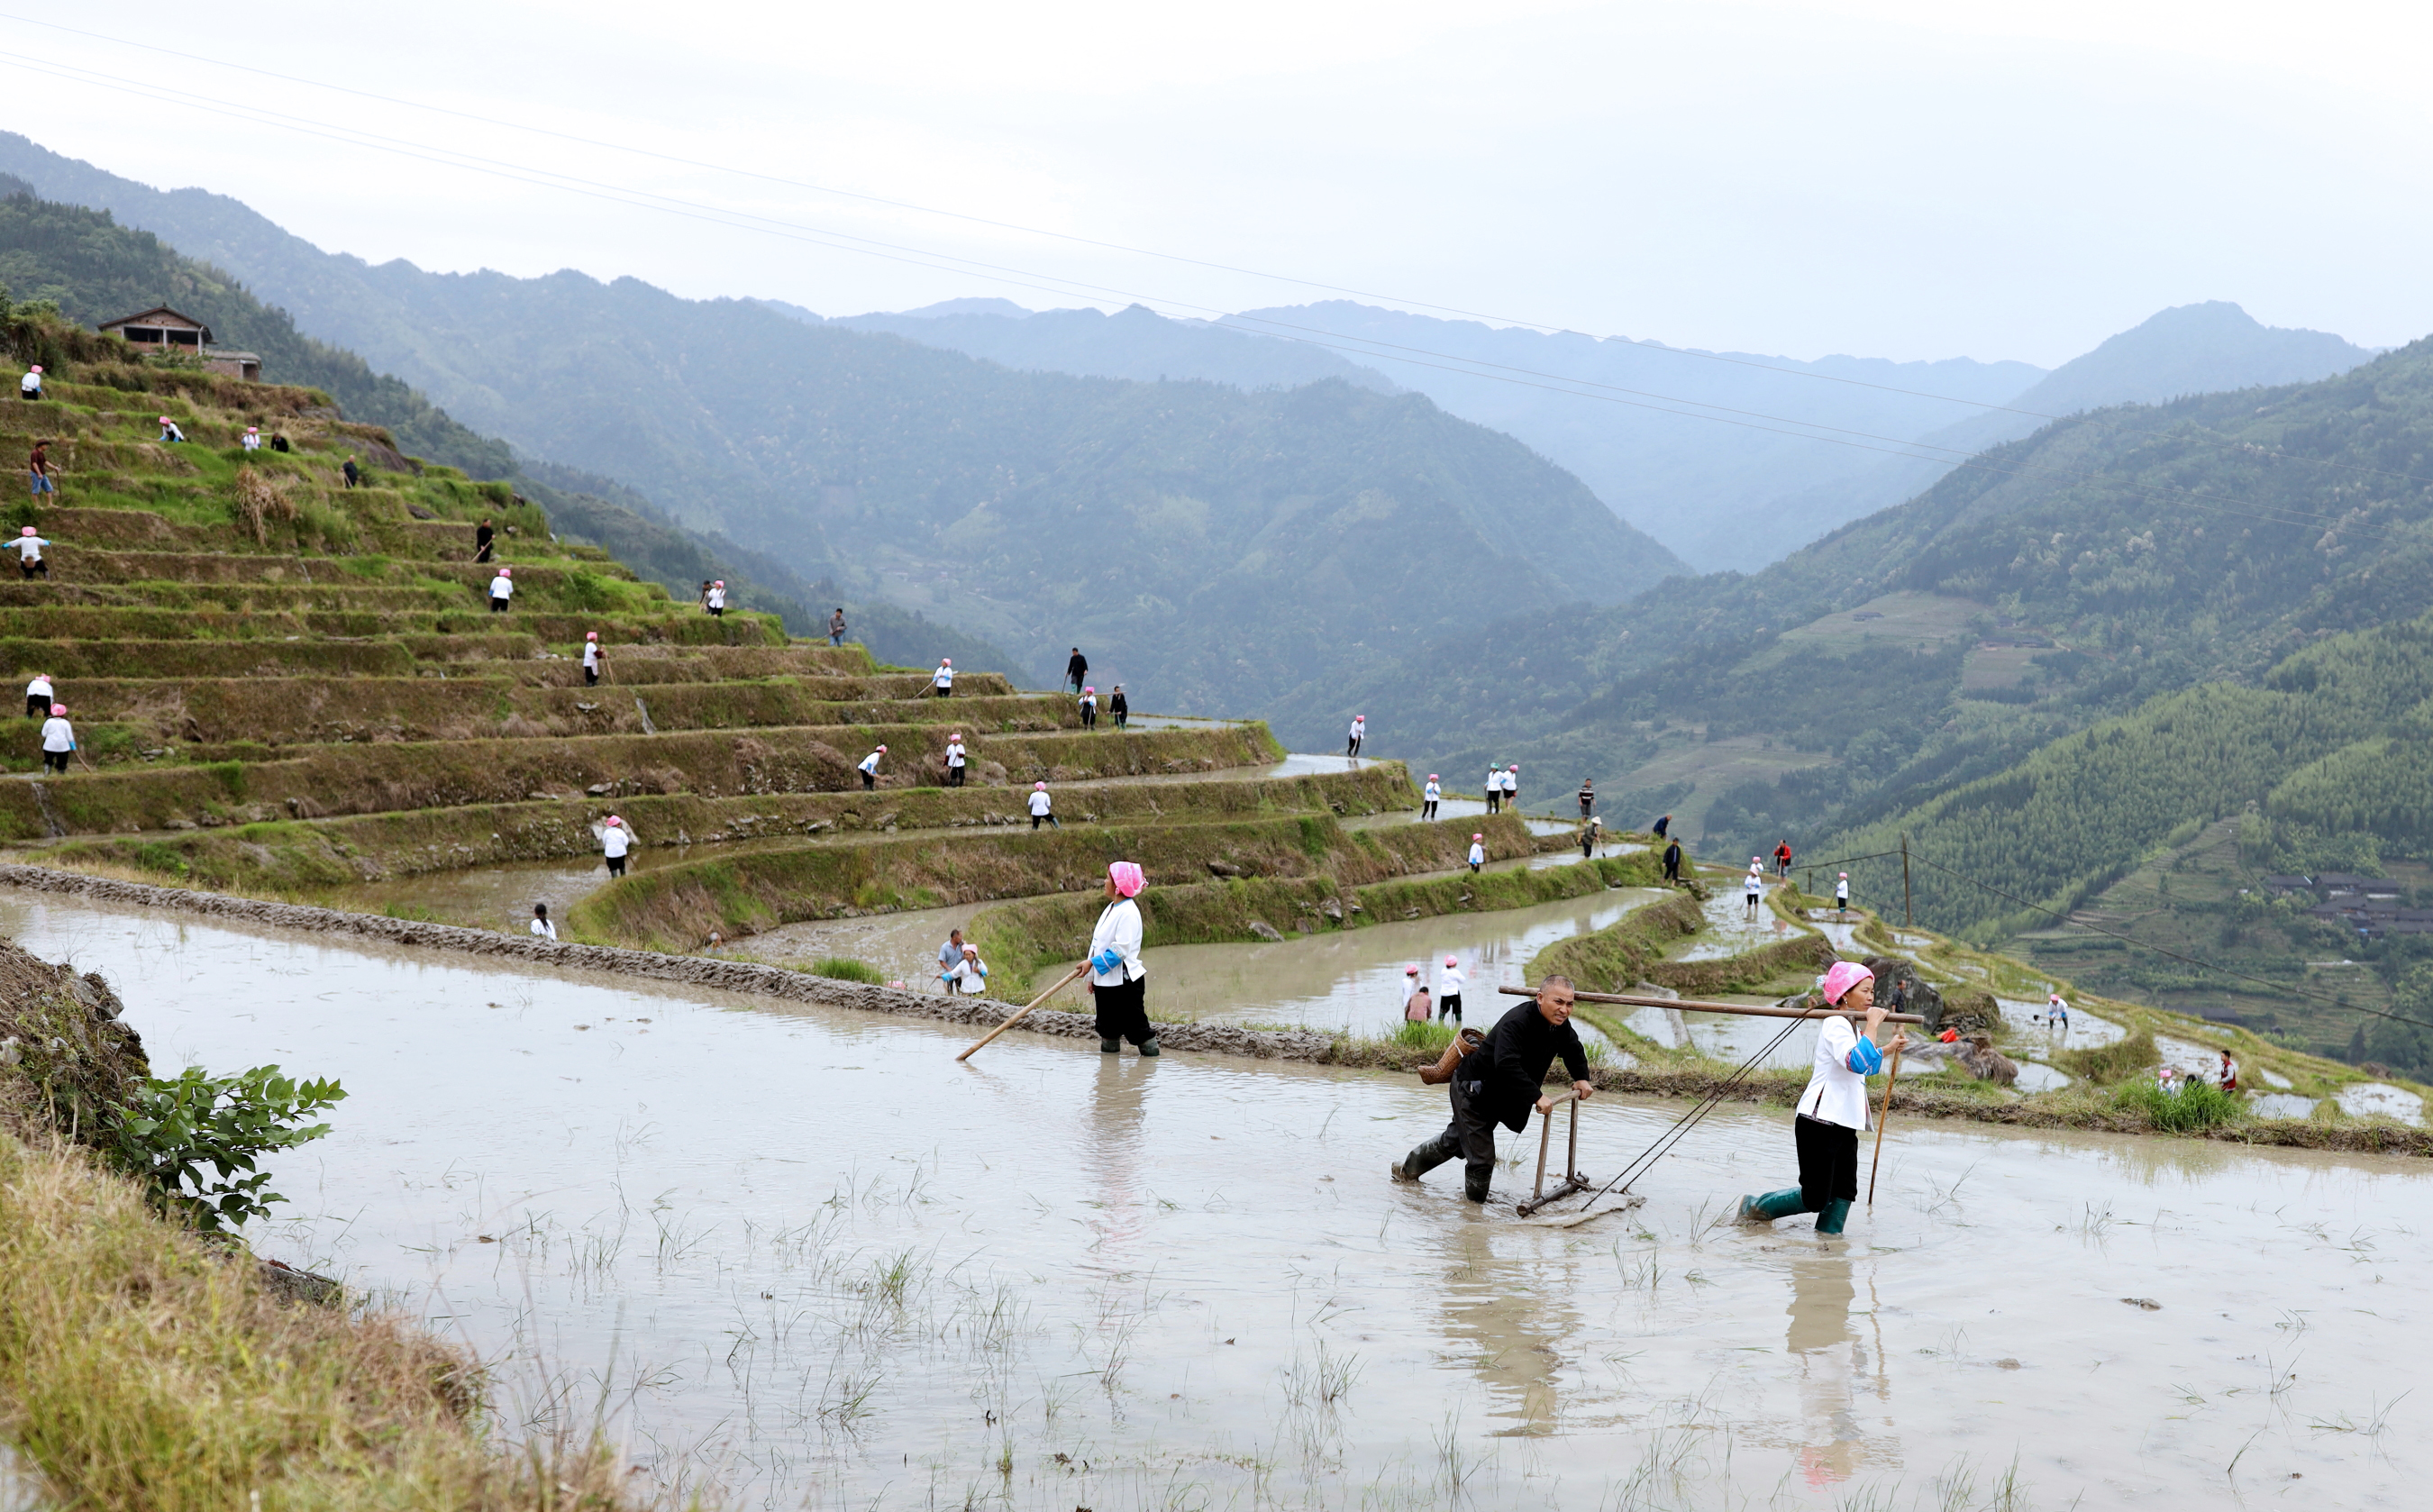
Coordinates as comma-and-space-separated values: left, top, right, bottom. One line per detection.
1067, 651, 1088, 681
1453, 1001, 1590, 1134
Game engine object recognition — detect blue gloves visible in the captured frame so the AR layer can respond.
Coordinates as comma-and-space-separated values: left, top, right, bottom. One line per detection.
1089, 948, 1123, 975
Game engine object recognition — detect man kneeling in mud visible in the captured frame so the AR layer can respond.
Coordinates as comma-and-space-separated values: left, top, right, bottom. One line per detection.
1391, 975, 1594, 1202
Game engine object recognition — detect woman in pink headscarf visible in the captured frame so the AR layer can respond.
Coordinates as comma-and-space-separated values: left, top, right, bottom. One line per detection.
1087, 861, 1155, 1056
1736, 960, 1907, 1236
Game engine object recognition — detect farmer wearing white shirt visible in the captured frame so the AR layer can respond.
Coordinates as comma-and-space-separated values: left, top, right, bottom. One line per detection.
943, 943, 989, 995
23, 673, 51, 720
857, 745, 886, 791
1086, 861, 1154, 1055
488, 567, 514, 613
706, 580, 727, 617
1483, 764, 1502, 815
1467, 833, 1484, 873
1435, 952, 1466, 1025
9, 528, 49, 579
931, 658, 953, 697
1422, 773, 1440, 821
241, 426, 260, 452
581, 632, 604, 687
944, 732, 968, 787
1737, 961, 1907, 1235
1027, 780, 1059, 830
1744, 861, 1764, 918
38, 703, 73, 774
157, 415, 186, 443
1503, 765, 1520, 809
1346, 715, 1365, 757
17, 365, 40, 400
599, 815, 632, 877
1835, 872, 1851, 916
529, 904, 557, 941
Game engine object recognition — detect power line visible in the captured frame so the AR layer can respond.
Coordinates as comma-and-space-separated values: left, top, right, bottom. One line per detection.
5, 13, 2432, 501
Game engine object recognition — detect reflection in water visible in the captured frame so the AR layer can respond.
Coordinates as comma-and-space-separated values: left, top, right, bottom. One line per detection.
1785, 1254, 1883, 1486
1083, 1056, 1153, 1270
1432, 1217, 1584, 1436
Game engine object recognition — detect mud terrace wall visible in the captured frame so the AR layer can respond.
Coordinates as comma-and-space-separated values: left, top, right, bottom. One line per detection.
0, 865, 1335, 1061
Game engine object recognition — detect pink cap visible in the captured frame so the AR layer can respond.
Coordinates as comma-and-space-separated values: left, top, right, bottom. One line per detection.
1107, 861, 1144, 897
585, 632, 597, 641
498, 567, 512, 577
158, 415, 170, 423
1839, 871, 1848, 878
949, 732, 961, 740
1034, 780, 1047, 790
48, 702, 64, 715
1444, 954, 1458, 967
1082, 685, 1094, 694
605, 815, 622, 826
245, 426, 257, 433
1405, 963, 1419, 975
874, 744, 887, 752
1820, 961, 1874, 1005
941, 658, 951, 665
25, 365, 38, 374
17, 527, 30, 536
1427, 773, 1437, 779
1472, 833, 1483, 841
714, 579, 724, 587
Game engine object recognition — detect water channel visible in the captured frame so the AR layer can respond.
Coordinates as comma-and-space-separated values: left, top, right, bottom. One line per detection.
7, 893, 2428, 1509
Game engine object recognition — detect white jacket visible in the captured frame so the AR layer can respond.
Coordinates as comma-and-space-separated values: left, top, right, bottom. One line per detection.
529, 917, 557, 940
858, 751, 882, 775
1088, 897, 1145, 986
25, 679, 50, 701
601, 826, 630, 859
1467, 842, 1484, 866
1797, 1014, 1882, 1131
488, 574, 513, 599
1027, 789, 1052, 816
40, 715, 73, 753
1436, 961, 1465, 999
933, 664, 953, 688
1424, 779, 1440, 801
946, 741, 966, 767
943, 957, 989, 994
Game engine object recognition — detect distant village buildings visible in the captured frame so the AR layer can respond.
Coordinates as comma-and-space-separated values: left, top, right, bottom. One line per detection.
96, 305, 261, 381
2259, 873, 2430, 937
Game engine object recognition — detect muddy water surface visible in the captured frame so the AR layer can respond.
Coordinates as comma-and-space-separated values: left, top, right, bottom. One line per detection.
13, 895, 2429, 1510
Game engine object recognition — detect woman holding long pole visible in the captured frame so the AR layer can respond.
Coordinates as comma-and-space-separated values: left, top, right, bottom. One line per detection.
1089, 861, 1156, 1057
1736, 961, 1907, 1236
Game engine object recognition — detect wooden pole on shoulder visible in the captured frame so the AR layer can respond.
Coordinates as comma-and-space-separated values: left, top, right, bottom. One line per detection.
956, 963, 1089, 1061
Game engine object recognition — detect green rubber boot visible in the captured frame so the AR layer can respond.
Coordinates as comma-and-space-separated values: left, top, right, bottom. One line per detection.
1138, 1036, 1161, 1058
1815, 1199, 1853, 1235
1099, 1037, 1121, 1054
1737, 1188, 1808, 1224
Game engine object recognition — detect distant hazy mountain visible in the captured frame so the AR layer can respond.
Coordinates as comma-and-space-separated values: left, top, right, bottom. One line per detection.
1908, 300, 2375, 461
766, 296, 1399, 394
0, 133, 1688, 715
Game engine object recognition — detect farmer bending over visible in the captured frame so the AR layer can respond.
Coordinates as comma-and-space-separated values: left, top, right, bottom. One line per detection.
1391, 975, 1593, 1203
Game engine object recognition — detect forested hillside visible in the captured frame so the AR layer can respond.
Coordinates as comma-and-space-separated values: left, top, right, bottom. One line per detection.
1302, 332, 2433, 846
0, 133, 1685, 714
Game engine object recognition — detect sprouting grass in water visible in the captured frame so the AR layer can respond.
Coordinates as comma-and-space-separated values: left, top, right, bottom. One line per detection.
809, 956, 886, 983
1390, 1018, 1458, 1053
2115, 1078, 2243, 1132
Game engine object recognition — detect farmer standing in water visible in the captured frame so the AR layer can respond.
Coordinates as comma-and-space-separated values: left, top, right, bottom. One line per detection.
1736, 961, 1907, 1236
1087, 861, 1155, 1056
1391, 975, 1593, 1203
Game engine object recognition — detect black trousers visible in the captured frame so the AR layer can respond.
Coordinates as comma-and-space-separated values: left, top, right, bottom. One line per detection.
1093, 976, 1153, 1046
1436, 992, 1463, 1024
1664, 861, 1681, 882
948, 765, 965, 786
606, 854, 627, 878
1485, 791, 1499, 814
24, 696, 44, 718
1406, 1077, 1500, 1201
1794, 1114, 1859, 1211
41, 751, 68, 774
1031, 813, 1059, 829
1082, 707, 1096, 727
1422, 800, 1437, 819
861, 771, 875, 789
934, 685, 951, 697
584, 668, 598, 686
489, 597, 508, 612
20, 560, 45, 578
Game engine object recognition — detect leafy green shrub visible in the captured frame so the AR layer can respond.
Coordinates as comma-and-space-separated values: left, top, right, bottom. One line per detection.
810, 956, 885, 983
2113, 1076, 2241, 1133
560, 569, 615, 613
102, 1065, 345, 1230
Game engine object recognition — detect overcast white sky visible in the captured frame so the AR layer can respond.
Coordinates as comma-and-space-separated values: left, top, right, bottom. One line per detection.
0, 0, 2426, 367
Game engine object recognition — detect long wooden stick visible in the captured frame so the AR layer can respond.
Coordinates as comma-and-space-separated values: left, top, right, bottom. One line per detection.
955, 963, 1089, 1061
1866, 1043, 1904, 1207
1494, 984, 1923, 1025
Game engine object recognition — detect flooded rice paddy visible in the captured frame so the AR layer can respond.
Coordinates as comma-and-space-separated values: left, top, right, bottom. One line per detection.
12, 894, 2430, 1509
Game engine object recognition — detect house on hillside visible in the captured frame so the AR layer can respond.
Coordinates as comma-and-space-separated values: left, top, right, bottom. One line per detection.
2316, 873, 2400, 902
96, 305, 261, 381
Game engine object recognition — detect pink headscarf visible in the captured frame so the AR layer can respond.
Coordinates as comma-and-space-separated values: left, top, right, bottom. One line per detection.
1820, 961, 1874, 1005
1107, 861, 1144, 897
